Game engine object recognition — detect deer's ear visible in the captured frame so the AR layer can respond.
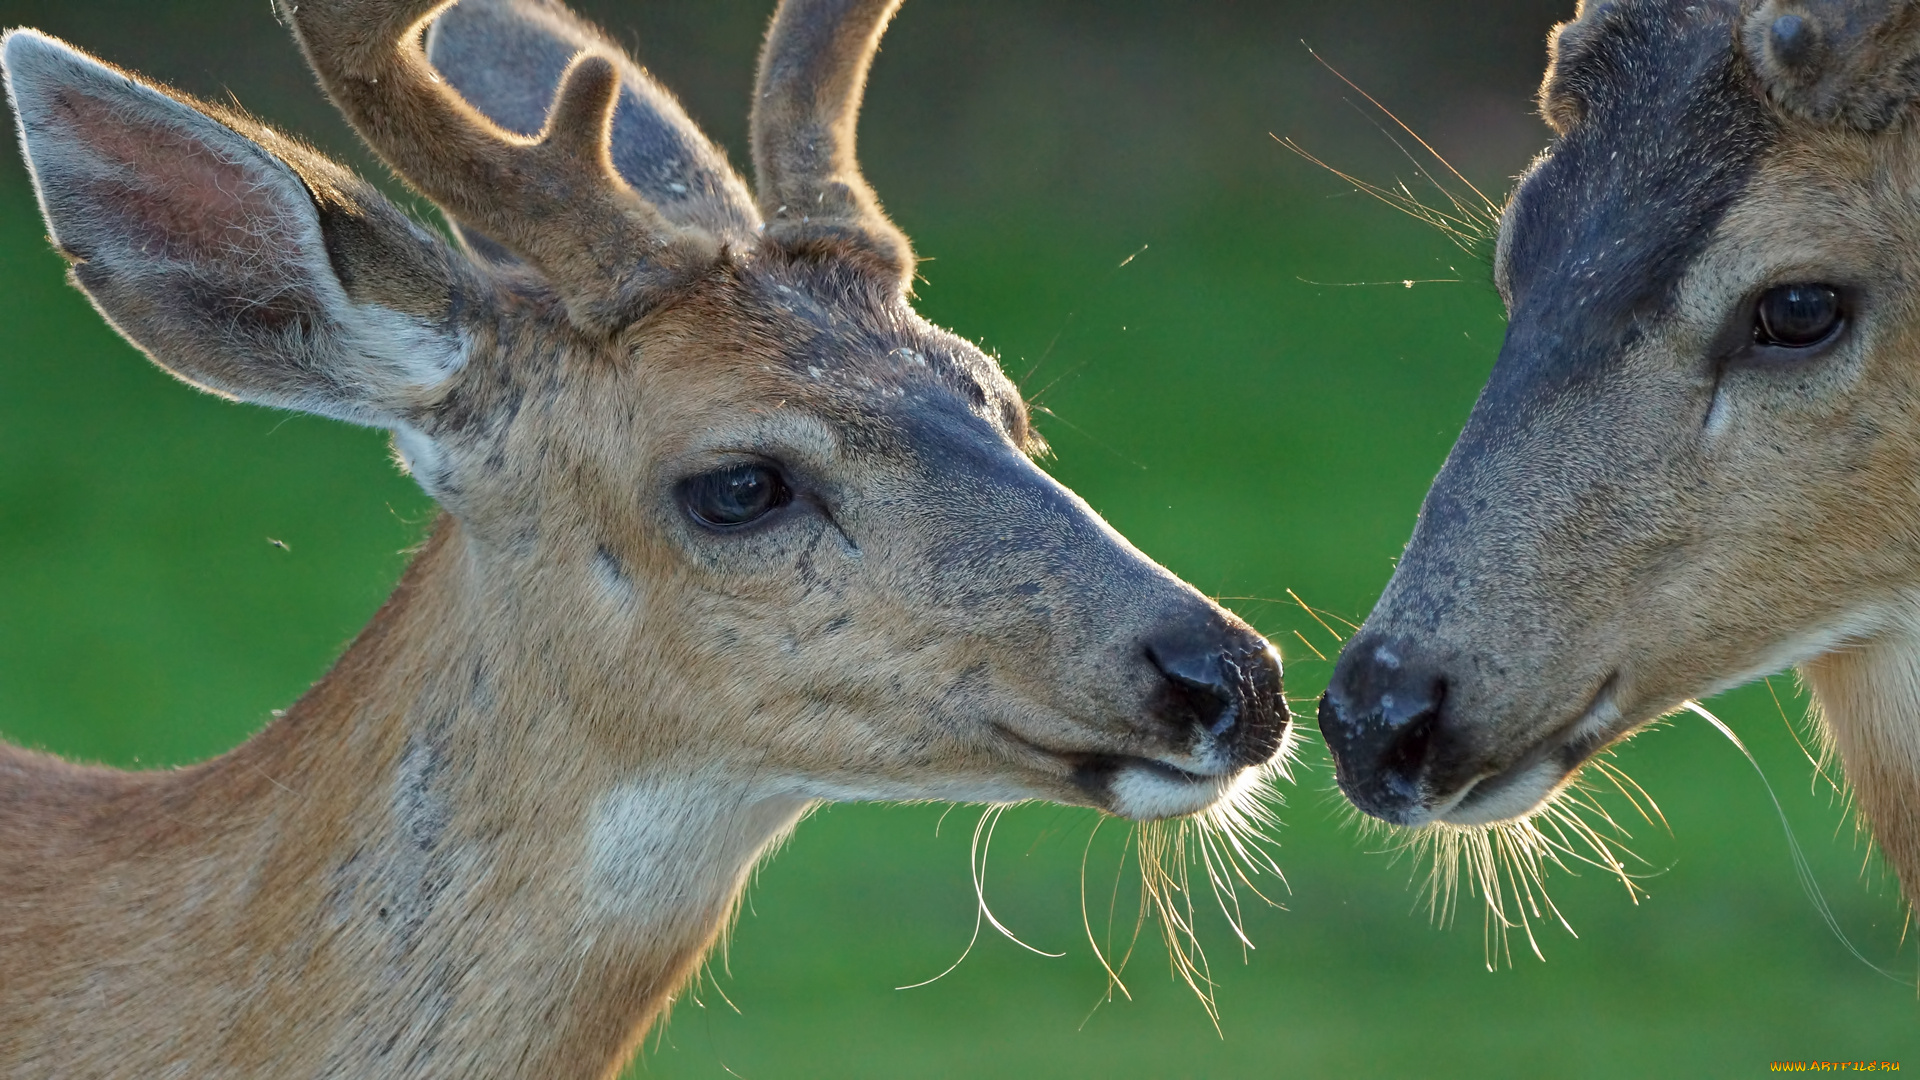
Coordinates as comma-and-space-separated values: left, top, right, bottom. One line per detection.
426, 0, 759, 254
3, 30, 473, 430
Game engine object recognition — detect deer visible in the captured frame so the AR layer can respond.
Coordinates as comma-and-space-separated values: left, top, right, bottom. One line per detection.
1317, 0, 1920, 921
0, 0, 1290, 1075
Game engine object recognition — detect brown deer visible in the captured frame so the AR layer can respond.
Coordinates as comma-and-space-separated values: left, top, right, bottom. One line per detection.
1318, 0, 1920, 911
0, 1, 1289, 1075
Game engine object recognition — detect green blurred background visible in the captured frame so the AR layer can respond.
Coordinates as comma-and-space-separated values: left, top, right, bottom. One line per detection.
0, 0, 1913, 1074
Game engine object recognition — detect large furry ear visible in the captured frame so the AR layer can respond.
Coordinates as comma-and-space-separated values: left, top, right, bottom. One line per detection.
3, 30, 473, 432
1743, 0, 1920, 130
426, 0, 759, 257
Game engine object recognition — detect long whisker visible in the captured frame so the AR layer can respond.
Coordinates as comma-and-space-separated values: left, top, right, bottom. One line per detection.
1764, 675, 1843, 797
1029, 405, 1151, 472
1372, 697, 1917, 978
1341, 96, 1493, 233
1079, 815, 1134, 1005
1372, 756, 1657, 969
896, 804, 1062, 991
1683, 700, 1911, 986
1304, 45, 1499, 213
1290, 630, 1329, 662
1275, 137, 1486, 241
975, 805, 1065, 958
1286, 588, 1352, 643
1587, 756, 1668, 832
1109, 826, 1147, 982
1025, 360, 1090, 408
896, 879, 985, 989
1275, 48, 1509, 270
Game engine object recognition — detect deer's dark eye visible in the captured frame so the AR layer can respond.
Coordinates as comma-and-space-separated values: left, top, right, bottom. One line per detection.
682, 464, 790, 528
1754, 284, 1842, 348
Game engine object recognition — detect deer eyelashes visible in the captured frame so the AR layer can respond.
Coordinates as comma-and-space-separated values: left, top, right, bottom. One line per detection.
680, 463, 794, 529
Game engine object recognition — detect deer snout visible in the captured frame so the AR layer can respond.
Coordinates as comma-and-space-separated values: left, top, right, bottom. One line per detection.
1081, 614, 1286, 822
1142, 616, 1287, 769
1318, 636, 1449, 825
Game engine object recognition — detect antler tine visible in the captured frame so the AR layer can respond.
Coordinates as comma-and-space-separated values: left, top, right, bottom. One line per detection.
277, 0, 717, 331
751, 0, 913, 286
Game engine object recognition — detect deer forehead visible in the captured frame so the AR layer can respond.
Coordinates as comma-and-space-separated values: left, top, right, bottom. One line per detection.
1502, 0, 1777, 327
1737, 122, 1920, 251
1502, 0, 1920, 406
455, 264, 1029, 468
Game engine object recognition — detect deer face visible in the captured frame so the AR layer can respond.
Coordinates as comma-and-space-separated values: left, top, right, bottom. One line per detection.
467, 262, 1282, 817
2, 0, 1287, 824
1320, 0, 1920, 827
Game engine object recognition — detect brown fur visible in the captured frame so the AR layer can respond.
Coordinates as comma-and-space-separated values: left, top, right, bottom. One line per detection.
0, 3, 1286, 1076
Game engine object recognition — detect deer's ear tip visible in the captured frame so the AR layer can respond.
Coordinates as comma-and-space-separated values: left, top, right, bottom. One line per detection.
2, 26, 52, 50
3, 29, 119, 102
4, 29, 83, 75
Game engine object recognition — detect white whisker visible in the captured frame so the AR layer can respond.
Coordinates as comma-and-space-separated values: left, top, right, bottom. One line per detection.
1358, 748, 1662, 969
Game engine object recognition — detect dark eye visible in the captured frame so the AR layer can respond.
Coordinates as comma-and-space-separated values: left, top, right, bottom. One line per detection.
681, 464, 790, 528
1754, 284, 1843, 348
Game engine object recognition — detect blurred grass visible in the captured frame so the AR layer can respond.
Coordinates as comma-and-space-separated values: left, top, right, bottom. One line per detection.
1, 1, 1917, 1074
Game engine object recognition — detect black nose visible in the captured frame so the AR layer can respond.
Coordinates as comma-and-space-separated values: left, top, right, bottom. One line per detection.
1318, 635, 1446, 823
1144, 618, 1287, 766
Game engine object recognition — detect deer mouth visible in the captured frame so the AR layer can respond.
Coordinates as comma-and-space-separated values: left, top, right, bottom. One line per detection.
986, 722, 1256, 821
1105, 757, 1253, 821
1434, 675, 1622, 828
1070, 754, 1257, 822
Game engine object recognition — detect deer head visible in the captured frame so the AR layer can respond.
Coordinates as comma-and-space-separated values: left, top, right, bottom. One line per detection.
0, 1, 1287, 1070
1319, 0, 1920, 899
4, 0, 1287, 820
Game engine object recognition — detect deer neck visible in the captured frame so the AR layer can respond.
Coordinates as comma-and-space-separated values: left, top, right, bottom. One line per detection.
1800, 610, 1920, 906
152, 519, 807, 1077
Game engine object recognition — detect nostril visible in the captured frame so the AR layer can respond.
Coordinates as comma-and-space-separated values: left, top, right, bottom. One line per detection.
1141, 620, 1286, 766
1320, 642, 1450, 822
1144, 643, 1235, 737
1379, 680, 1445, 797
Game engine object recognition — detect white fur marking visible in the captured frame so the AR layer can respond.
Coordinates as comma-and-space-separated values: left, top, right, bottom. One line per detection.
585, 776, 805, 919
390, 423, 446, 497
1109, 766, 1238, 822
352, 307, 469, 388
1437, 760, 1560, 827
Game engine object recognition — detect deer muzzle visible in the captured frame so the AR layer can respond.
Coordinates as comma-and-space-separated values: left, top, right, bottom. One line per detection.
1079, 612, 1287, 821
1317, 632, 1621, 827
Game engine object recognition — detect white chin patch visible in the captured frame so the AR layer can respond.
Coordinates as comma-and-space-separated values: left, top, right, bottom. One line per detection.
1436, 760, 1563, 827
1108, 764, 1241, 822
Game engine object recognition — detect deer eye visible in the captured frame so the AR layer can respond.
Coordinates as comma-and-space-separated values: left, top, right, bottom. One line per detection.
1754, 284, 1842, 349
682, 464, 791, 528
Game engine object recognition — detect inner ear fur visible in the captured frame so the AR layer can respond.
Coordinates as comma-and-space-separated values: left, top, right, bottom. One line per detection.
3, 29, 476, 427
